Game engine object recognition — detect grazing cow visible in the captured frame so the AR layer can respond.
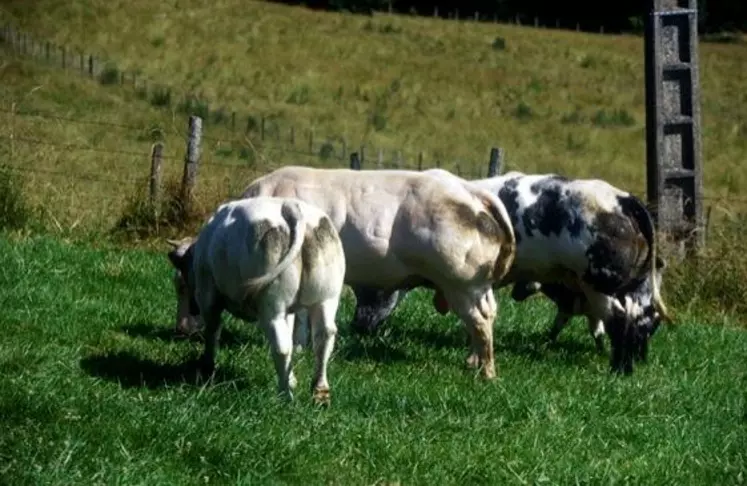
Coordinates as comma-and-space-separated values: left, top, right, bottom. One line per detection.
166, 196, 346, 404
351, 169, 672, 375
239, 165, 516, 379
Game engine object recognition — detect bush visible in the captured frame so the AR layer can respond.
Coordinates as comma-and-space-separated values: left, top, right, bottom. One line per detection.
661, 216, 747, 318
0, 165, 32, 231
513, 101, 533, 121
98, 62, 120, 86
591, 108, 635, 128
492, 37, 507, 51
149, 86, 172, 108
112, 178, 212, 240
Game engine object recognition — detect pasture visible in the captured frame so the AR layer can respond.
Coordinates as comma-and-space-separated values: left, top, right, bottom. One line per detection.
1, 234, 745, 485
1, 1, 747, 483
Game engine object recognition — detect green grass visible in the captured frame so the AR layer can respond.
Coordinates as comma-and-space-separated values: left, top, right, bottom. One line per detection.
1, 233, 745, 485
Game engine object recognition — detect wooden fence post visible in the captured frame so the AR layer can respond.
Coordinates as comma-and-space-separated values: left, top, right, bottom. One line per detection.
417, 151, 423, 170
150, 142, 164, 226
181, 115, 203, 217
88, 55, 94, 77
377, 148, 384, 169
487, 147, 503, 176
350, 152, 361, 170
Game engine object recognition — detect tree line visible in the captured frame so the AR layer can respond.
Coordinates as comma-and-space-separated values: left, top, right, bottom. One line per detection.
276, 0, 746, 35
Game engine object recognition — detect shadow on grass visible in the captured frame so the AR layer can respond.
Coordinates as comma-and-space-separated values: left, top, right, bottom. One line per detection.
338, 334, 410, 364
119, 321, 265, 349
79, 351, 253, 390
372, 322, 600, 368
495, 329, 601, 368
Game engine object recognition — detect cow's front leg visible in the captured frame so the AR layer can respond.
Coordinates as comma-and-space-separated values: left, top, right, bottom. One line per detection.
308, 298, 339, 406
547, 310, 572, 343
588, 317, 606, 354
263, 312, 295, 400
198, 305, 223, 379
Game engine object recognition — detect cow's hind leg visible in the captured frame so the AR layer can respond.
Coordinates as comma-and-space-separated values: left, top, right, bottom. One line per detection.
262, 311, 296, 400
547, 310, 572, 344
449, 287, 498, 379
308, 298, 340, 406
292, 308, 310, 353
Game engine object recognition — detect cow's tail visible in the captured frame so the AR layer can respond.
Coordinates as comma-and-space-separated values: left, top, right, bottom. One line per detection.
624, 194, 673, 323
474, 188, 516, 282
243, 200, 306, 296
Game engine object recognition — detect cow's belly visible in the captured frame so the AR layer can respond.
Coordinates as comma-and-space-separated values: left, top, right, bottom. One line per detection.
337, 223, 413, 290
508, 234, 590, 283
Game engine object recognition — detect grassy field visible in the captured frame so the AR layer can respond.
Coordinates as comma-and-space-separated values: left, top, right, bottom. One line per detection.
0, 6, 746, 481
1, 233, 745, 485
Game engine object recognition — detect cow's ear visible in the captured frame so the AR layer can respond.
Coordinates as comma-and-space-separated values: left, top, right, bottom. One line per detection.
612, 297, 626, 319
655, 256, 666, 270
167, 248, 184, 270
167, 241, 192, 273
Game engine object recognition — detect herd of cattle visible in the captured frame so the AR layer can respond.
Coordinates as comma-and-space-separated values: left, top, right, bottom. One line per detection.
165, 164, 672, 404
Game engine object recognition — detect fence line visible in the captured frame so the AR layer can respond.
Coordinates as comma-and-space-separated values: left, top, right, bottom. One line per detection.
1, 112, 744, 246
0, 107, 153, 132
2, 163, 142, 185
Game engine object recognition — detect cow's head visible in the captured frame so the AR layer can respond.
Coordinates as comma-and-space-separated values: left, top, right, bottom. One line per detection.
166, 237, 201, 336
610, 256, 669, 367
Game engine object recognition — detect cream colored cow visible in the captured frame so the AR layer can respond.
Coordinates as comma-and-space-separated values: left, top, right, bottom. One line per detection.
240, 165, 516, 379
167, 196, 346, 404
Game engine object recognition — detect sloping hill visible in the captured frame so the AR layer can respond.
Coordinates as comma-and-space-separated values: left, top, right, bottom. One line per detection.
3, 0, 746, 201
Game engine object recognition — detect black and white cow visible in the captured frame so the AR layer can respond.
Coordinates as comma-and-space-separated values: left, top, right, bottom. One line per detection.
350, 169, 673, 375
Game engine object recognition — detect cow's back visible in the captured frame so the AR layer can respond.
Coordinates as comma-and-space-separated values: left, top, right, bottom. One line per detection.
242, 166, 513, 290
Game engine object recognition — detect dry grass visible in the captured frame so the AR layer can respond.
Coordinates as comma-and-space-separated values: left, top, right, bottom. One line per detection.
0, 0, 746, 316
2, 0, 747, 199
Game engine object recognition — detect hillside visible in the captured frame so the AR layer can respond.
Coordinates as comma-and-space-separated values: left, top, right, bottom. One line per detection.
2, 0, 746, 206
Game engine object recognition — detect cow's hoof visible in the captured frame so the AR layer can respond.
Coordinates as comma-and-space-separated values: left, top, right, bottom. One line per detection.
312, 387, 331, 407
481, 365, 497, 380
465, 353, 480, 369
196, 356, 216, 381
594, 339, 606, 355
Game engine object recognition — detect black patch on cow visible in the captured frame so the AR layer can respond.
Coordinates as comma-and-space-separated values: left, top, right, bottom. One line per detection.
351, 286, 402, 335
616, 194, 654, 270
583, 212, 641, 295
497, 177, 522, 244
529, 174, 569, 193
521, 179, 584, 239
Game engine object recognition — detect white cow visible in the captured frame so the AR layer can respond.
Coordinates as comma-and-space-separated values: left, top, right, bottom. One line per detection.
240, 165, 516, 379
166, 196, 346, 404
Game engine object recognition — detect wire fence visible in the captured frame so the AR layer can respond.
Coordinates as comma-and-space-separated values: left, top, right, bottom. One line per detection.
1, 104, 745, 245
